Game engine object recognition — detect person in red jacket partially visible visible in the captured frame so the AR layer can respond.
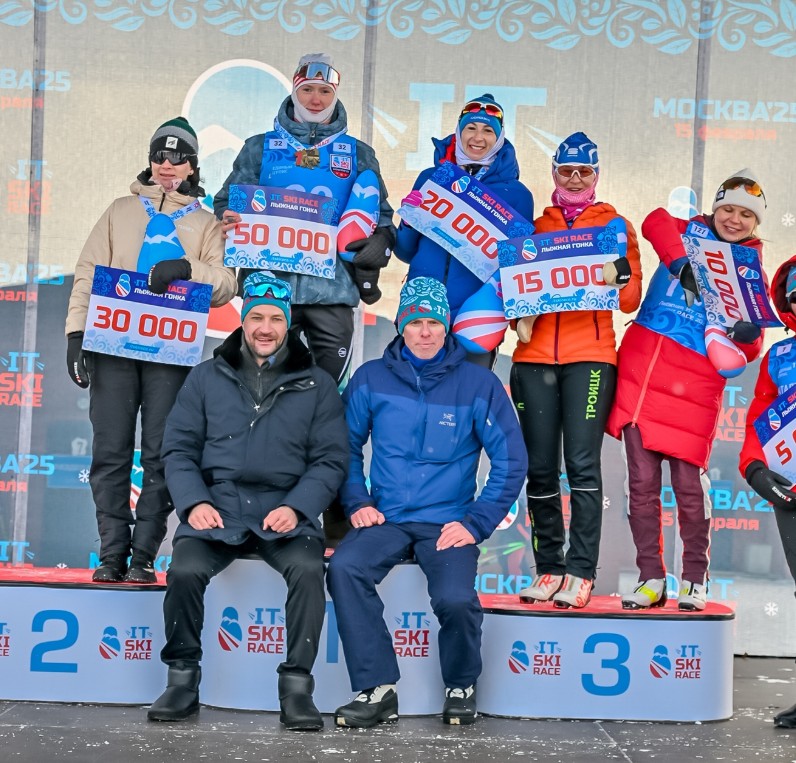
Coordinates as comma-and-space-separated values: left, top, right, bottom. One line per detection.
740, 255, 796, 728
607, 170, 767, 612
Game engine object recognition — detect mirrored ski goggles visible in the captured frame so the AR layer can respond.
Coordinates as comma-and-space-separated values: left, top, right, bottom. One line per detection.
720, 177, 766, 204
554, 164, 596, 180
243, 280, 291, 301
460, 101, 504, 123
149, 150, 193, 166
294, 62, 341, 87
786, 266, 796, 302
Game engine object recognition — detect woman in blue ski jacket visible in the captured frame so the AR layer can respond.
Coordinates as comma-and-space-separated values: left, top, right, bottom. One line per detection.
394, 93, 534, 366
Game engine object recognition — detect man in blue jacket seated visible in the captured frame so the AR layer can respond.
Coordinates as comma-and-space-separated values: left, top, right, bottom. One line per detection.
147, 271, 348, 731
327, 277, 528, 728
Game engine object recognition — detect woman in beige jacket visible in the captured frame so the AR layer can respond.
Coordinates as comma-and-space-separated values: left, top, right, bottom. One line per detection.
65, 116, 236, 584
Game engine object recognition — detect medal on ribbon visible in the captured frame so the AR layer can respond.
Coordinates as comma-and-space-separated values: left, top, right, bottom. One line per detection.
295, 147, 321, 169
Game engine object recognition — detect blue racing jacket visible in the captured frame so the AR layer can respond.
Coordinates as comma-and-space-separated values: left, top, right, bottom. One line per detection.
341, 333, 527, 542
214, 97, 395, 307
393, 134, 534, 318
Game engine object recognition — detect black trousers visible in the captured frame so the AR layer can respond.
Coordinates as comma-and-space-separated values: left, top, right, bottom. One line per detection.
290, 304, 354, 385
161, 534, 326, 675
774, 506, 796, 590
510, 361, 616, 580
465, 348, 497, 370
88, 354, 189, 561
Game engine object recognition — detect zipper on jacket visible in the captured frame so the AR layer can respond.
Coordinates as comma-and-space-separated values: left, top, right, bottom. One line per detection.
443, 252, 452, 285
158, 191, 166, 212
309, 124, 318, 145
409, 373, 425, 507
631, 333, 663, 425
593, 311, 600, 341
216, 361, 314, 426
250, 379, 315, 424
554, 313, 561, 364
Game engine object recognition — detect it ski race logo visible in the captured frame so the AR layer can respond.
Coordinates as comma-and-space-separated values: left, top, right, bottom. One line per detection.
115, 273, 131, 298
737, 266, 759, 280
99, 626, 120, 659
252, 188, 266, 212
452, 175, 470, 194
508, 640, 529, 673
99, 625, 153, 660
649, 644, 671, 678
218, 606, 242, 651
521, 239, 538, 261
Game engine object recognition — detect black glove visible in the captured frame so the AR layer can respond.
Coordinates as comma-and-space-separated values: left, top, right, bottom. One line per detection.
66, 332, 90, 388
602, 257, 632, 288
148, 258, 192, 294
354, 267, 382, 305
345, 227, 393, 269
746, 460, 796, 510
727, 320, 761, 344
678, 262, 699, 307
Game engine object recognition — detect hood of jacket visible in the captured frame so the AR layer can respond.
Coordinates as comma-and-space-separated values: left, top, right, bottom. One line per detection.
213, 326, 314, 374
431, 133, 521, 185
770, 254, 796, 332
276, 96, 349, 145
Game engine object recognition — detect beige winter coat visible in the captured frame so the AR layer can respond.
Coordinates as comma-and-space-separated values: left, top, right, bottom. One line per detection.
65, 178, 236, 335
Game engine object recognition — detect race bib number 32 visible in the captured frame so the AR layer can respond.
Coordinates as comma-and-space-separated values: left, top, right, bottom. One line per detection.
82, 266, 212, 366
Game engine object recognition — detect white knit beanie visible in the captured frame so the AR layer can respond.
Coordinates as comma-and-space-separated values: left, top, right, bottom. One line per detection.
712, 168, 766, 223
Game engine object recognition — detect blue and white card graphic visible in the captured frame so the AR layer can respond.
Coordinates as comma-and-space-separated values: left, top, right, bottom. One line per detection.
755, 390, 796, 484
498, 221, 623, 318
82, 266, 211, 366
224, 184, 338, 278
682, 234, 781, 329
397, 163, 534, 283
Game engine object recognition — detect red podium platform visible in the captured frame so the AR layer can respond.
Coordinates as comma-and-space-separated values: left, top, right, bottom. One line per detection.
0, 566, 166, 588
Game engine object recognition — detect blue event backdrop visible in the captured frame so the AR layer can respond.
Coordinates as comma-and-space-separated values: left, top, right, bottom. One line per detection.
2, 0, 796, 655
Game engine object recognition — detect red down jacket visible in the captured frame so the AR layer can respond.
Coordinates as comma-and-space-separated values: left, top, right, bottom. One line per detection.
738, 254, 796, 476
606, 208, 764, 469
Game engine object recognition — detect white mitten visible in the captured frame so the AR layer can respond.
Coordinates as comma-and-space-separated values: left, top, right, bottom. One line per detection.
516, 316, 537, 344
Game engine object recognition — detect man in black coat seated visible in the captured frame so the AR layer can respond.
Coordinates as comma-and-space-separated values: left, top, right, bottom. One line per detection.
147, 271, 348, 731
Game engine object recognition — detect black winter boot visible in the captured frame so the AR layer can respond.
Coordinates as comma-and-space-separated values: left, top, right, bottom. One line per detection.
278, 672, 323, 731
147, 665, 201, 721
124, 554, 157, 584
775, 702, 796, 728
92, 555, 128, 583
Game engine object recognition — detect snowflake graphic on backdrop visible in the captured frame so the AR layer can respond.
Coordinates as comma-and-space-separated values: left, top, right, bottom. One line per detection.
764, 602, 779, 617
603, 496, 611, 511
783, 213, 795, 227
78, 469, 90, 484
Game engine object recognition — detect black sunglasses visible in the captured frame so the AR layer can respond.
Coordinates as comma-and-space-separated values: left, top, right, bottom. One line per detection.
150, 150, 193, 166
